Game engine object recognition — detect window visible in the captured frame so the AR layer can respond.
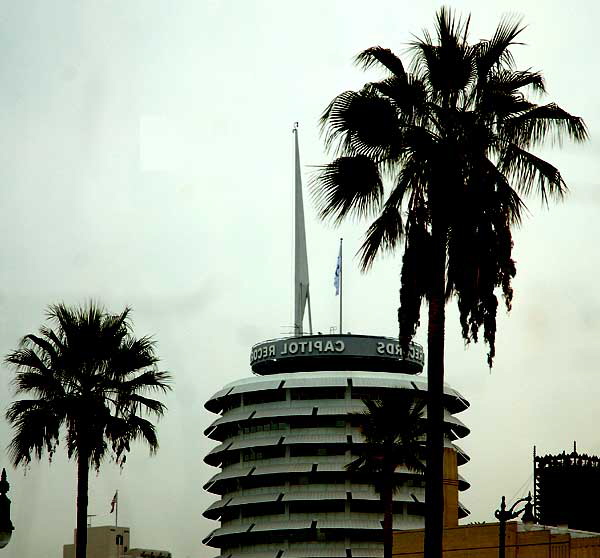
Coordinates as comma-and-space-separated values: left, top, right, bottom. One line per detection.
407, 502, 425, 516
289, 473, 345, 486
241, 421, 287, 435
351, 388, 380, 400
242, 446, 285, 462
289, 500, 344, 514
290, 417, 346, 429
221, 395, 242, 412
221, 452, 240, 467
291, 387, 345, 400
241, 502, 285, 518
220, 508, 239, 522
244, 390, 286, 406
289, 445, 345, 457
351, 388, 401, 400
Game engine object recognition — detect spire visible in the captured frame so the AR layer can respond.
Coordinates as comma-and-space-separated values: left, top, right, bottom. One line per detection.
293, 123, 312, 336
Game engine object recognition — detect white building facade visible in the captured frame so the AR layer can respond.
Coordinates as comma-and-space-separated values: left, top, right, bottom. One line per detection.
63, 525, 171, 558
203, 334, 470, 558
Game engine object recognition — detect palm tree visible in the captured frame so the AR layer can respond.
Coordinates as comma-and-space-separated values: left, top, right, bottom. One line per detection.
5, 303, 172, 558
347, 394, 425, 558
312, 8, 587, 558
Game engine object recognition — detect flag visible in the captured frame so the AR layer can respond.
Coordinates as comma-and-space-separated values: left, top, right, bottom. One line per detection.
110, 491, 118, 514
334, 243, 341, 295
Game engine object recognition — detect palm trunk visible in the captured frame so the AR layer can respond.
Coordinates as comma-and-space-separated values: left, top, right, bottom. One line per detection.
424, 222, 446, 558
75, 443, 89, 558
382, 470, 394, 558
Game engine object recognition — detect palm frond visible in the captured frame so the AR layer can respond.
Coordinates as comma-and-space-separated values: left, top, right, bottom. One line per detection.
355, 46, 407, 79
102, 306, 132, 336
6, 347, 49, 374
367, 76, 429, 126
411, 7, 475, 107
108, 336, 160, 378
399, 215, 430, 352
310, 156, 383, 225
499, 144, 567, 204
345, 453, 370, 474
479, 91, 536, 120
123, 394, 168, 417
320, 88, 400, 159
11, 367, 65, 398
447, 216, 516, 367
6, 399, 62, 465
490, 69, 545, 94
435, 6, 471, 52
22, 333, 59, 365
502, 103, 588, 147
102, 411, 159, 461
358, 206, 404, 271
356, 155, 430, 270
481, 157, 527, 225
475, 15, 525, 76
125, 415, 159, 453
114, 369, 172, 396
39, 326, 67, 355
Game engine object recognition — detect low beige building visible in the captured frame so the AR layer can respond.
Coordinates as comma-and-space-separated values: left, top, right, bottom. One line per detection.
122, 550, 171, 558
393, 521, 600, 558
63, 525, 171, 558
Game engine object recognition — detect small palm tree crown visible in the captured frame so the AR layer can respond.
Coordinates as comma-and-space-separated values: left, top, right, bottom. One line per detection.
312, 8, 587, 366
348, 394, 426, 487
5, 302, 172, 470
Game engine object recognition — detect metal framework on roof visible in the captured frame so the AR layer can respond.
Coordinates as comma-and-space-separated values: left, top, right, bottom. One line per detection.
534, 447, 600, 532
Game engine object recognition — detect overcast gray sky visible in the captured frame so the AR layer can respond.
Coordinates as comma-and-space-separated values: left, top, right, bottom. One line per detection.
0, 1, 598, 557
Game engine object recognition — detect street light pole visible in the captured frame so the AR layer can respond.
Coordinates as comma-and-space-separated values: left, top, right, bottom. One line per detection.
494, 492, 536, 558
0, 469, 14, 549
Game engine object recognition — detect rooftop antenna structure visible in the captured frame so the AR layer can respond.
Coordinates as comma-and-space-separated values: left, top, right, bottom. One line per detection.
293, 122, 312, 336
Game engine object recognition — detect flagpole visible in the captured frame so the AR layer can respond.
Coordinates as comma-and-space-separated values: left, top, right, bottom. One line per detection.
115, 490, 118, 528
339, 238, 343, 334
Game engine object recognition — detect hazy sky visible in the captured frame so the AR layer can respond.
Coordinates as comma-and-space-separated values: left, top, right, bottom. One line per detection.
0, 1, 598, 557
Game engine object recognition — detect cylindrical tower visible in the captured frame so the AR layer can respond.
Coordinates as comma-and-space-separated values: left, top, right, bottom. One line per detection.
203, 334, 469, 558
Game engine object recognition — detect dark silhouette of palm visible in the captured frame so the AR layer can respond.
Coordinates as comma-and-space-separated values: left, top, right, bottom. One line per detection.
312, 8, 586, 558
5, 303, 172, 558
348, 395, 425, 558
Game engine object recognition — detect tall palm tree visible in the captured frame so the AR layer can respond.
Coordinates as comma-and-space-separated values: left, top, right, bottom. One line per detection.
312, 8, 587, 558
5, 303, 172, 558
347, 394, 425, 558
